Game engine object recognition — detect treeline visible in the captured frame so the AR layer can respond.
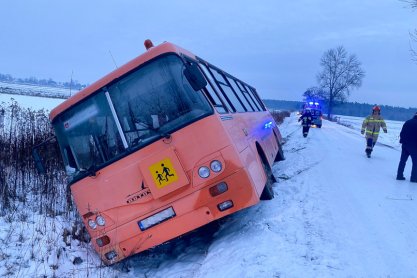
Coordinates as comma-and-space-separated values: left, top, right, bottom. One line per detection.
264, 99, 303, 112
0, 100, 71, 216
270, 110, 291, 125
264, 99, 417, 121
0, 73, 87, 91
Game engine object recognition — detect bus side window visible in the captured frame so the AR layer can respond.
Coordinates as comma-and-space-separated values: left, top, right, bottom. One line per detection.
236, 81, 261, 111
203, 66, 236, 113
205, 84, 227, 114
248, 87, 267, 111
227, 77, 254, 112
198, 64, 230, 113
209, 69, 246, 113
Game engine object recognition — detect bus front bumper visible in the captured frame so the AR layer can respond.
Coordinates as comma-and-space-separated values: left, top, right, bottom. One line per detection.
95, 168, 259, 265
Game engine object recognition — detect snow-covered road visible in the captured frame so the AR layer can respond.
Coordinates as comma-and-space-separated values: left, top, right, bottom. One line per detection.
279, 116, 417, 276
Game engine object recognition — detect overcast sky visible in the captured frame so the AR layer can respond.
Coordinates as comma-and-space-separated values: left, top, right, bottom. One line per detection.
1, 1, 416, 108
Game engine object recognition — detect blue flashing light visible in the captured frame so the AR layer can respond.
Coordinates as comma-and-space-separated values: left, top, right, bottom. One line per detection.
264, 121, 273, 129
314, 102, 319, 106
309, 102, 314, 105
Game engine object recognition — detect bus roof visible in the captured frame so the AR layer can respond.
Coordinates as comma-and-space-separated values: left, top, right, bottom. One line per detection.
50, 41, 195, 121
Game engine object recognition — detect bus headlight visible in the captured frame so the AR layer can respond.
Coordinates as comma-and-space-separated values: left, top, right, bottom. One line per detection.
96, 215, 106, 226
210, 160, 222, 172
88, 219, 97, 230
198, 166, 210, 178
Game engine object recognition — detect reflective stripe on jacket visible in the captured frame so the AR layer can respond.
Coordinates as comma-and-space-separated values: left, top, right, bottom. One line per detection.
361, 115, 387, 140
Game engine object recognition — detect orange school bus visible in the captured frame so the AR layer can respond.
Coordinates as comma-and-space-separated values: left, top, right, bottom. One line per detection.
44, 40, 285, 264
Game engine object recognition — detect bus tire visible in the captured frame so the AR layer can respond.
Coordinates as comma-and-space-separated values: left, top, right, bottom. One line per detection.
260, 159, 275, 200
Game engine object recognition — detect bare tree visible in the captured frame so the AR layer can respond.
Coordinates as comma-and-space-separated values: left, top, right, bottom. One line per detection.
317, 46, 365, 118
302, 86, 326, 101
403, 0, 417, 60
411, 30, 417, 61
403, 0, 417, 8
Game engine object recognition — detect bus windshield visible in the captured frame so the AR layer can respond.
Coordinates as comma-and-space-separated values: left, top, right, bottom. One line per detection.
53, 54, 212, 181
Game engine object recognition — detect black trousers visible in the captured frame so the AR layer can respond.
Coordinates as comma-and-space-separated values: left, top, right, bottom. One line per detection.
366, 137, 376, 154
397, 145, 417, 181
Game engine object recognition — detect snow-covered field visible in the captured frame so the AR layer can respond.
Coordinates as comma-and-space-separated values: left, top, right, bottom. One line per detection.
1, 95, 416, 277
0, 92, 65, 111
0, 81, 74, 100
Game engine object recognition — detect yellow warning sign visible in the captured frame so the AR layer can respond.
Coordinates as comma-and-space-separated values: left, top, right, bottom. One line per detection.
149, 158, 178, 189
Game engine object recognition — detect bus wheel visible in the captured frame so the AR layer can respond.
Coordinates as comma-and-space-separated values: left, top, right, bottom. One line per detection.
260, 160, 275, 200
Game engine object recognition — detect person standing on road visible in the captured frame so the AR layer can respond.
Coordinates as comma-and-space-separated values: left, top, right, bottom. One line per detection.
299, 109, 313, 138
361, 106, 387, 158
396, 112, 417, 182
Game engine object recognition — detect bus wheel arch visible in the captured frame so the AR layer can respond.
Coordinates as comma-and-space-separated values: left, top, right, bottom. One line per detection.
256, 143, 276, 200
273, 130, 285, 162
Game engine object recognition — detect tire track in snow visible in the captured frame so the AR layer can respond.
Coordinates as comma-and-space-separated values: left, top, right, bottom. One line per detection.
271, 119, 343, 274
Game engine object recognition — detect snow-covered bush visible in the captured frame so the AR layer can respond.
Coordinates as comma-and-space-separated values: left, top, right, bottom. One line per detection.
271, 110, 291, 124
0, 100, 70, 216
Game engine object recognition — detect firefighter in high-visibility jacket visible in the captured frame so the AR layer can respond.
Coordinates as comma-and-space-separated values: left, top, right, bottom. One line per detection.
299, 109, 313, 138
361, 106, 387, 157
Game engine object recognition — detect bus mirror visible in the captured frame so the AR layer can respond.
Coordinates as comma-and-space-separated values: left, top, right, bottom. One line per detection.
32, 136, 59, 175
32, 148, 46, 175
184, 63, 207, 91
